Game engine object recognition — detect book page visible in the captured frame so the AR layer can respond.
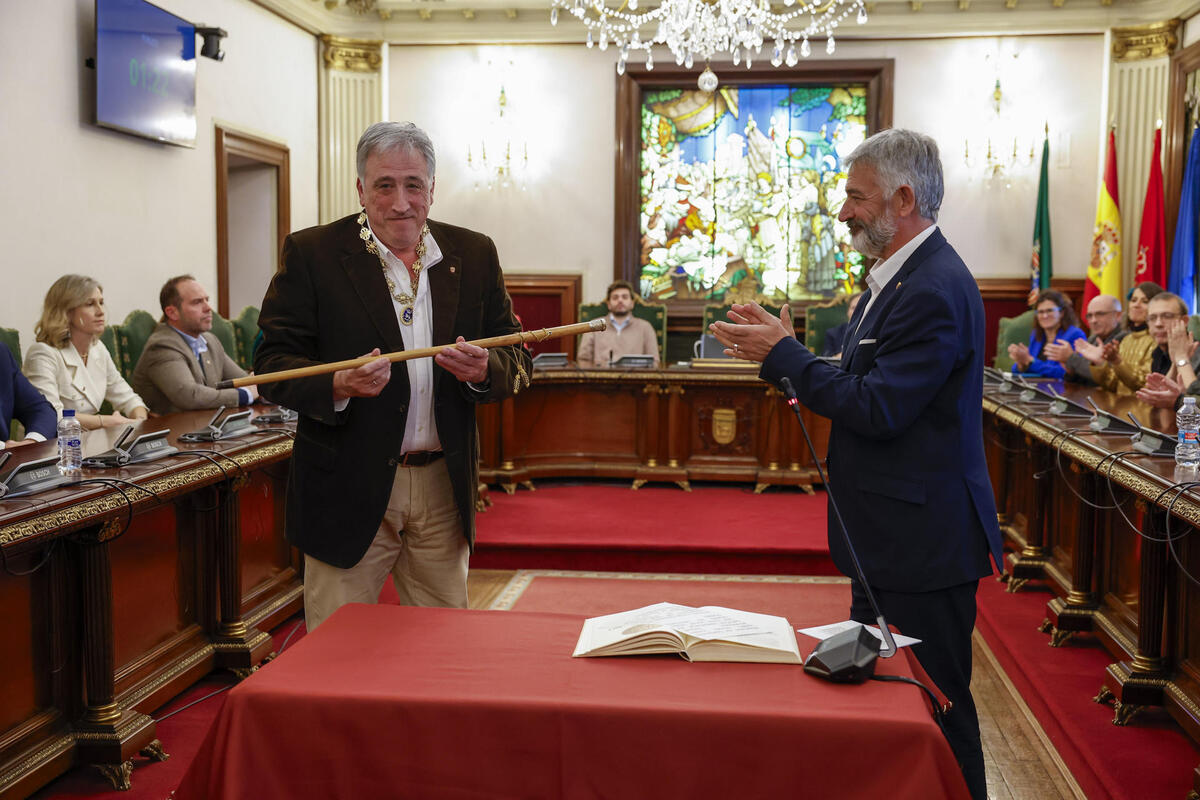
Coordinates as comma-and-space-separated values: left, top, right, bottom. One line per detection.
573, 602, 801, 663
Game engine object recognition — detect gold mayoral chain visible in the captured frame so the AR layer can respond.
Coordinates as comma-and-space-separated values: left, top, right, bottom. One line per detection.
360, 212, 429, 326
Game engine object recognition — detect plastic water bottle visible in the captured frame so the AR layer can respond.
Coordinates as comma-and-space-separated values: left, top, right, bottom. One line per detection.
1176, 396, 1200, 468
57, 409, 82, 477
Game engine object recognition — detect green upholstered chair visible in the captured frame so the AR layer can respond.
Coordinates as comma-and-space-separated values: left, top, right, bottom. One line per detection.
579, 298, 668, 364
209, 313, 237, 368
1189, 315, 1200, 342
98, 324, 121, 368
802, 295, 851, 356
231, 306, 260, 371
117, 310, 158, 379
0, 327, 21, 369
994, 309, 1036, 372
701, 303, 785, 334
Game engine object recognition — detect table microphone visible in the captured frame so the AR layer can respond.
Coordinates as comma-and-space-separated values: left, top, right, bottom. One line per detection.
779, 376, 898, 682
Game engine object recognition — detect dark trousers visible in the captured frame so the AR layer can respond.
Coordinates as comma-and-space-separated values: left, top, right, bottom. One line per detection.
850, 579, 986, 800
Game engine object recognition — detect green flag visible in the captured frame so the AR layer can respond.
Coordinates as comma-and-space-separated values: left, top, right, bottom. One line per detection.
1031, 135, 1052, 291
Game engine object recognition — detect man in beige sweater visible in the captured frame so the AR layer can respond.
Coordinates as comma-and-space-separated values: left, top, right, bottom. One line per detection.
577, 280, 660, 367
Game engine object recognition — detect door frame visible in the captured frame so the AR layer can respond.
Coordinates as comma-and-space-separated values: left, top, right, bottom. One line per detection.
215, 125, 291, 318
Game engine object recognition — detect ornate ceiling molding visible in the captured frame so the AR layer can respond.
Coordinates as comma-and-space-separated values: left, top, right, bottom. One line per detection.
253, 0, 1198, 43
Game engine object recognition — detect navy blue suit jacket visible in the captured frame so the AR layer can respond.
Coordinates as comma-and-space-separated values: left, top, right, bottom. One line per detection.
761, 228, 1003, 592
1, 343, 56, 441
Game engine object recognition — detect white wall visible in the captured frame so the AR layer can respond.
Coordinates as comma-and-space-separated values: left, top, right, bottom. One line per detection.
390, 35, 1104, 302
0, 0, 318, 350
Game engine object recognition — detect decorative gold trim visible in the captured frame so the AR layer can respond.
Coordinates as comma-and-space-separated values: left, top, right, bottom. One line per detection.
320, 35, 383, 73
1111, 19, 1180, 62
84, 702, 121, 725
0, 734, 74, 793
245, 584, 304, 629
0, 441, 292, 548
118, 644, 215, 709
1164, 681, 1200, 718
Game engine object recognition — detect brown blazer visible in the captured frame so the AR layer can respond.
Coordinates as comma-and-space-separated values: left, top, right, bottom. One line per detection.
254, 214, 531, 569
130, 324, 248, 414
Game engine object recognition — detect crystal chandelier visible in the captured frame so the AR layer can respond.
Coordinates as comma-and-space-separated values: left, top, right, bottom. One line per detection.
550, 0, 868, 90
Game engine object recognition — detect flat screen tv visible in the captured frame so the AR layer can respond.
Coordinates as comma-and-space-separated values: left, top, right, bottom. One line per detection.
95, 0, 197, 148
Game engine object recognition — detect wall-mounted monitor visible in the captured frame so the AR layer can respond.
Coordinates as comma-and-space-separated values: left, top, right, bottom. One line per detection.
95, 0, 197, 148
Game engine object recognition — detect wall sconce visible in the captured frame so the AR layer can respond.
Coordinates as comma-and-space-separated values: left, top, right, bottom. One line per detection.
466, 86, 529, 191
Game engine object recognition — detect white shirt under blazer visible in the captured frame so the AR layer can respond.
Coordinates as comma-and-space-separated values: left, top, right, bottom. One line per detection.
23, 338, 146, 417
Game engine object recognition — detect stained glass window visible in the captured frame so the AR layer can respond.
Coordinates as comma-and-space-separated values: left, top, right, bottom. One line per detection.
638, 84, 869, 305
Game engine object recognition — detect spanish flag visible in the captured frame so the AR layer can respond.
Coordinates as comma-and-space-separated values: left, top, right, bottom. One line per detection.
1084, 129, 1122, 308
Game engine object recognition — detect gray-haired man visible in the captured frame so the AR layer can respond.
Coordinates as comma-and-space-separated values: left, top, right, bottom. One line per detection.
255, 122, 531, 631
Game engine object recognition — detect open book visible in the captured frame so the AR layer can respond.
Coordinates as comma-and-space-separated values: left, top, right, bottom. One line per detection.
572, 602, 802, 664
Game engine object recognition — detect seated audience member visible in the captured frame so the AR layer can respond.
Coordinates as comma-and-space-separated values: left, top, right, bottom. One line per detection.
1007, 289, 1086, 379
1, 341, 55, 449
131, 275, 259, 413
1076, 281, 1162, 394
1042, 294, 1124, 385
821, 292, 864, 358
577, 280, 660, 367
23, 275, 149, 431
1135, 292, 1200, 409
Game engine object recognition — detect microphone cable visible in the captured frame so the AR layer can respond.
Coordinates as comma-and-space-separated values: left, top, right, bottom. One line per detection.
778, 376, 897, 659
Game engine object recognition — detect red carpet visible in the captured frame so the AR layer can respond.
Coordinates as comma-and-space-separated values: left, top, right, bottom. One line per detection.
975, 576, 1200, 800
473, 482, 836, 575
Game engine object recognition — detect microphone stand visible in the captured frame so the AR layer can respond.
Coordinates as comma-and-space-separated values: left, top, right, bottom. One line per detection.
780, 376, 898, 660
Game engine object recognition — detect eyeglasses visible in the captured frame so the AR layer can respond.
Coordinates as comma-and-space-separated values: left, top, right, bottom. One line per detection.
1085, 310, 1117, 319
1148, 312, 1181, 323
1035, 307, 1062, 316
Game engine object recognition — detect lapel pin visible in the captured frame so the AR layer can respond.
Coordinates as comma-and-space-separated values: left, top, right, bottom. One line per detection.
450, 266, 456, 273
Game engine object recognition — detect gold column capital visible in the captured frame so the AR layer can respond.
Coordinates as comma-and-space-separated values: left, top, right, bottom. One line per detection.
1111, 19, 1180, 62
320, 35, 383, 73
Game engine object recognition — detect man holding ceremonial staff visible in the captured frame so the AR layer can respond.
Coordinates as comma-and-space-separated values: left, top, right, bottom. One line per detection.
255, 121, 531, 631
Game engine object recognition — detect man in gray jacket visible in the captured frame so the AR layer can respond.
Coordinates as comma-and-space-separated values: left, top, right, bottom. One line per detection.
131, 275, 259, 413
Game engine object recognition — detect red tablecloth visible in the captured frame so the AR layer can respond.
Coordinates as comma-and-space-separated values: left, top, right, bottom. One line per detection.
176, 604, 969, 799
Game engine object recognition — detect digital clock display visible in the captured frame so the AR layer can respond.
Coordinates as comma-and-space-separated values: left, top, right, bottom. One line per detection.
95, 0, 197, 147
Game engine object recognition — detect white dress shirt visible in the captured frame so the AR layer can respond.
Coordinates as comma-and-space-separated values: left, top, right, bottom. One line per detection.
368, 223, 444, 453
855, 224, 938, 333
23, 338, 146, 417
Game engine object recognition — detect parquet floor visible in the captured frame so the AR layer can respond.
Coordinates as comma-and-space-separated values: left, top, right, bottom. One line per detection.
467, 568, 1084, 800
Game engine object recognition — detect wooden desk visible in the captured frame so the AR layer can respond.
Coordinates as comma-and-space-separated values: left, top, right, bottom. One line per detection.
478, 365, 831, 493
981, 378, 1200, 794
0, 411, 299, 797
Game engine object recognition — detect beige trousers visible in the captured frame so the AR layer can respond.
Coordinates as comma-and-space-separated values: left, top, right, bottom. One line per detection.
303, 460, 469, 632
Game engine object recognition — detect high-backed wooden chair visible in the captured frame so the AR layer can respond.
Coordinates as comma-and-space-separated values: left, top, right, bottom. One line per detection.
116, 310, 157, 379
578, 297, 668, 364
802, 295, 851, 356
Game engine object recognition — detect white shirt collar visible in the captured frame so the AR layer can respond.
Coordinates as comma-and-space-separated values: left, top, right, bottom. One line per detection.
366, 222, 443, 273
865, 224, 937, 296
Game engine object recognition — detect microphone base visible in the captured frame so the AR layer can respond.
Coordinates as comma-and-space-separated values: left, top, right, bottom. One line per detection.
804, 624, 881, 683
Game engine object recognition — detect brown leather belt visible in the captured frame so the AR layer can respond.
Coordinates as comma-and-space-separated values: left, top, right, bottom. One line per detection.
396, 450, 444, 467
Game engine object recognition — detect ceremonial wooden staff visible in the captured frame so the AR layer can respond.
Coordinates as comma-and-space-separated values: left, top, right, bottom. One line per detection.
217, 318, 607, 389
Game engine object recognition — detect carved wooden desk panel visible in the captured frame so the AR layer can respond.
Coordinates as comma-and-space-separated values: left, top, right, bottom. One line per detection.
0, 411, 299, 798
982, 380, 1200, 791
477, 366, 830, 493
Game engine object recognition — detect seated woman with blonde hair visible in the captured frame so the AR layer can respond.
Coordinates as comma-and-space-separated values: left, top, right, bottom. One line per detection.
23, 275, 148, 430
